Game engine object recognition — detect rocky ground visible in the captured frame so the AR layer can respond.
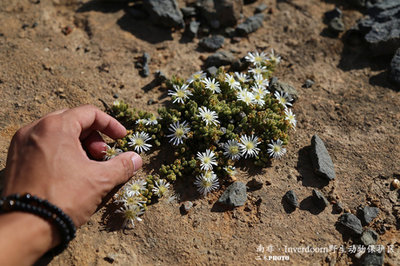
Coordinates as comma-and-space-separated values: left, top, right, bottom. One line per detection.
0, 0, 399, 265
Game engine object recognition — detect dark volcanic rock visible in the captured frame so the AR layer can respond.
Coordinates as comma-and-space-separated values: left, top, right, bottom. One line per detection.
361, 252, 384, 266
197, 0, 243, 28
269, 79, 298, 101
143, 0, 184, 28
199, 35, 225, 51
360, 206, 379, 225
360, 229, 379, 246
140, 52, 151, 77
205, 51, 236, 67
283, 190, 299, 208
351, 0, 400, 55
332, 201, 344, 214
218, 181, 247, 207
310, 135, 336, 181
338, 213, 363, 236
312, 189, 329, 209
390, 48, 400, 85
365, 18, 400, 55
236, 14, 264, 36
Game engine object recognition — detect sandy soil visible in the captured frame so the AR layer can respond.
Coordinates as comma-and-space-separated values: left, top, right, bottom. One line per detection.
0, 0, 399, 265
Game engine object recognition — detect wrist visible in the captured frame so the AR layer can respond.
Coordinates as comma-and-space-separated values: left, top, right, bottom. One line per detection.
0, 212, 59, 265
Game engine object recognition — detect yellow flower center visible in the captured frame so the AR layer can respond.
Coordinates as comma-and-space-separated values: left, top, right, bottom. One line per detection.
273, 145, 281, 152
135, 138, 144, 146
203, 157, 211, 164
176, 90, 185, 98
175, 128, 184, 137
229, 146, 239, 155
246, 142, 254, 150
158, 186, 167, 195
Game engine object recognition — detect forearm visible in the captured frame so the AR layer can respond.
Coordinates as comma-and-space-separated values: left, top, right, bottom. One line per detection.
0, 212, 58, 266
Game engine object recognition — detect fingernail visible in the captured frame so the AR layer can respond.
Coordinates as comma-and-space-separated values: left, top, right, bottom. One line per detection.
131, 153, 142, 174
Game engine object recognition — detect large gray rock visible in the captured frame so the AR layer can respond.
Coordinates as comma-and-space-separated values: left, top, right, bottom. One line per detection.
218, 181, 247, 207
197, 0, 243, 28
351, 0, 400, 55
143, 0, 184, 28
365, 18, 400, 55
338, 213, 363, 236
310, 135, 336, 181
390, 48, 400, 85
236, 14, 264, 36
205, 51, 236, 67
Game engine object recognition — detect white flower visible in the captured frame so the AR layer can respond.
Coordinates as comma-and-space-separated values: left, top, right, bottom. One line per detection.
253, 73, 269, 88
136, 119, 147, 125
245, 51, 269, 66
202, 77, 221, 93
197, 149, 218, 171
115, 194, 146, 207
285, 109, 296, 129
267, 139, 287, 159
252, 92, 265, 107
274, 91, 293, 107
224, 166, 237, 176
221, 139, 241, 160
103, 144, 122, 160
198, 106, 220, 126
152, 179, 170, 197
237, 89, 255, 105
113, 100, 122, 108
168, 84, 192, 104
187, 70, 206, 83
249, 66, 267, 75
269, 49, 281, 64
144, 114, 158, 126
225, 73, 240, 90
239, 134, 261, 158
251, 85, 270, 96
235, 72, 249, 84
128, 132, 152, 153
124, 179, 147, 197
194, 171, 219, 195
167, 121, 190, 145
115, 203, 144, 228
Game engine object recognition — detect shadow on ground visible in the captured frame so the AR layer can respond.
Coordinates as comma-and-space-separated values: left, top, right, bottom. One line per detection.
296, 146, 329, 189
76, 0, 173, 44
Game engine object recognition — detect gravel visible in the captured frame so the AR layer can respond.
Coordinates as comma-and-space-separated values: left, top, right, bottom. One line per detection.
360, 206, 380, 225
360, 229, 379, 246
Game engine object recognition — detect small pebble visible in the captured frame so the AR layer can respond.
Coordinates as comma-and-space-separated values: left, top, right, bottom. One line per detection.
283, 190, 299, 209
255, 4, 268, 14
303, 79, 315, 88
113, 93, 119, 99
392, 179, 400, 189
180, 201, 193, 214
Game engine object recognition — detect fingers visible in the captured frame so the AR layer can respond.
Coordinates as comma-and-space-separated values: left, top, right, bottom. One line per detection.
62, 105, 127, 140
101, 152, 143, 186
82, 131, 106, 160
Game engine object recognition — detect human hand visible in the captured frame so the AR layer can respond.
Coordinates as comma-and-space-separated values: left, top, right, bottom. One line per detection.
2, 105, 142, 227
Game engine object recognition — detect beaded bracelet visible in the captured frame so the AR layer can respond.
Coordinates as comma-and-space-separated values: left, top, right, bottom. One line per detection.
0, 193, 76, 256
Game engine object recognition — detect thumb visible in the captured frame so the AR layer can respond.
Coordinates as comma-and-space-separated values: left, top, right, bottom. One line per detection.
102, 152, 142, 186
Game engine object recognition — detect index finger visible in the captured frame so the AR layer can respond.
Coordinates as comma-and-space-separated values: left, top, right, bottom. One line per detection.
62, 105, 127, 140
